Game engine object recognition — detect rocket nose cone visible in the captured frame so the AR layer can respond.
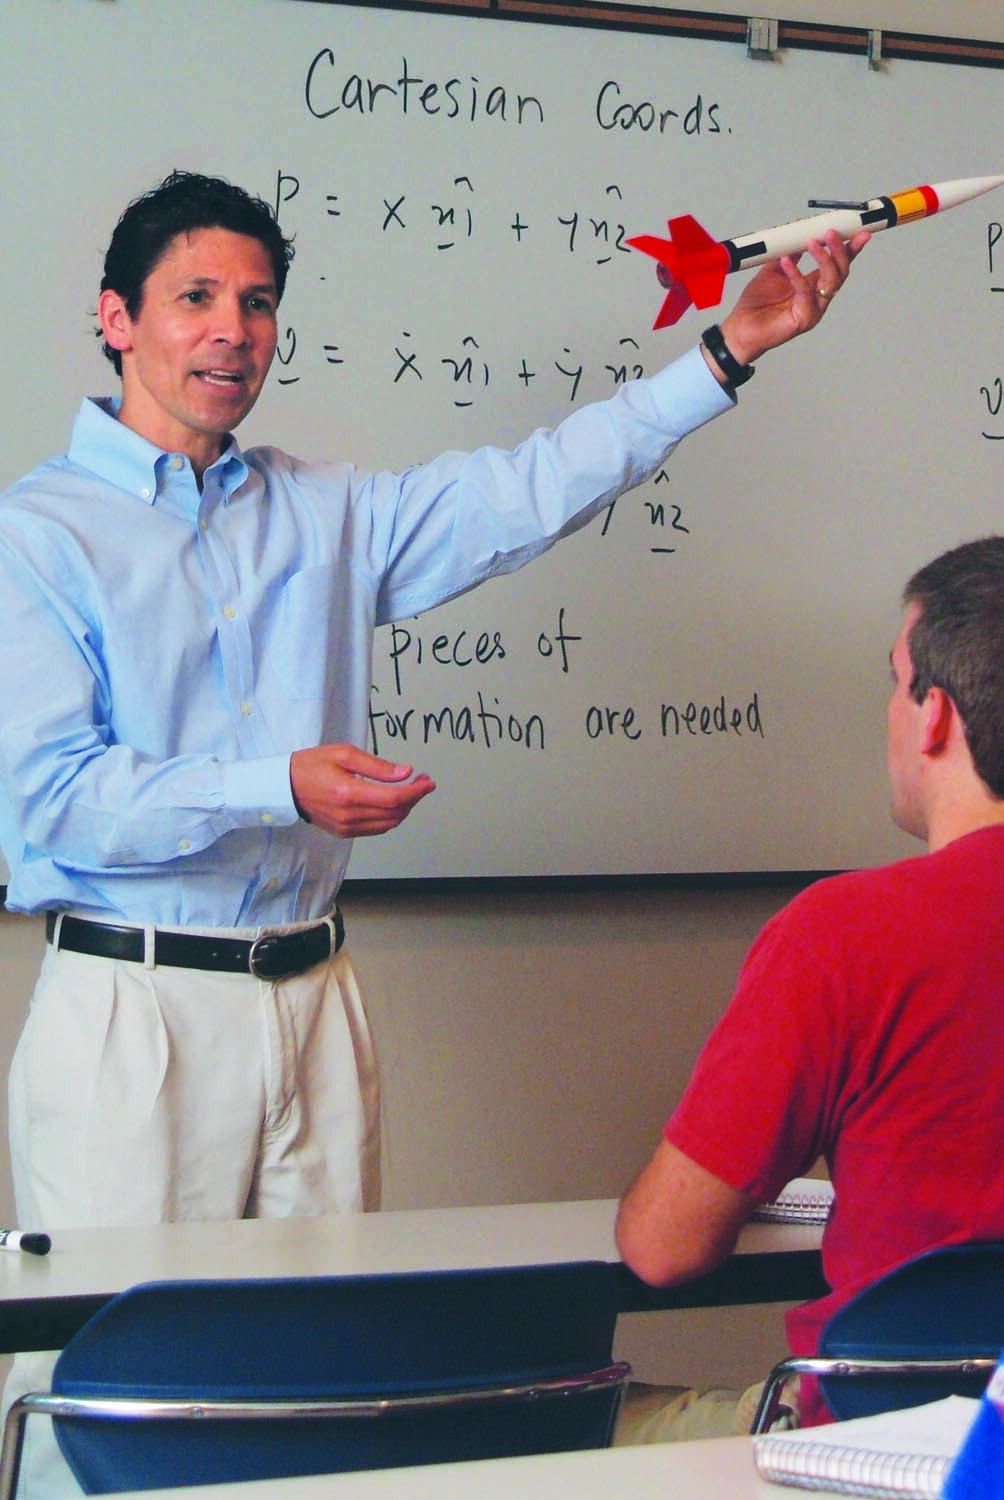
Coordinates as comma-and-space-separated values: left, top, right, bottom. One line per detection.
925, 175, 1004, 212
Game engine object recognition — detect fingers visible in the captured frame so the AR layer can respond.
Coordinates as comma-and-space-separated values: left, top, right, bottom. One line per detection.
336, 772, 437, 837
799, 227, 870, 309
289, 745, 437, 837
723, 226, 868, 362
333, 742, 424, 784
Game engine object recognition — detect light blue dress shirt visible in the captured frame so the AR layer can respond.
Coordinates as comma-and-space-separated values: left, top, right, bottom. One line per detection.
0, 347, 731, 926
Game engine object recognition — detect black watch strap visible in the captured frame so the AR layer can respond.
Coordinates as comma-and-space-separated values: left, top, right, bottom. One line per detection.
702, 323, 755, 389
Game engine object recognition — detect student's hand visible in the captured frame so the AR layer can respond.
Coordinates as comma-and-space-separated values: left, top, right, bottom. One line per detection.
290, 744, 436, 837
713, 228, 870, 372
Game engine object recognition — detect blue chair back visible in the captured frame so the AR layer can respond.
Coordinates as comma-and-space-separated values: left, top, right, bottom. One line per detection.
819, 1241, 1004, 1420
51, 1261, 625, 1492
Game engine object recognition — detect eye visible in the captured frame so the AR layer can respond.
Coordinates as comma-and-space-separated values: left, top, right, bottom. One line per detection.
246, 295, 276, 315
182, 289, 208, 305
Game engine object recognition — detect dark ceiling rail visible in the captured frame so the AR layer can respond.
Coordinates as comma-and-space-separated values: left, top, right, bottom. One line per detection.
289, 0, 1004, 67
880, 29, 1004, 67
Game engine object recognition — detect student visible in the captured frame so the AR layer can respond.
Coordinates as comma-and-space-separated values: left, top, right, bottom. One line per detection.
616, 535, 1004, 1438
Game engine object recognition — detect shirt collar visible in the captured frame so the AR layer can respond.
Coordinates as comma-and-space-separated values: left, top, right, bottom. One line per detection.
68, 397, 249, 503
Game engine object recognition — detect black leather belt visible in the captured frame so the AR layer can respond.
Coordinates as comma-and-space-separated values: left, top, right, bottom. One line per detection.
45, 910, 344, 981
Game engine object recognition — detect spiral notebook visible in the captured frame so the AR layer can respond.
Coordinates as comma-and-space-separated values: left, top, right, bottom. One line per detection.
753, 1395, 978, 1497
753, 1177, 835, 1225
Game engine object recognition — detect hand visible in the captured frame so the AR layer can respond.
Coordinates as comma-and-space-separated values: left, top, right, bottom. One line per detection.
289, 744, 436, 838
715, 228, 870, 370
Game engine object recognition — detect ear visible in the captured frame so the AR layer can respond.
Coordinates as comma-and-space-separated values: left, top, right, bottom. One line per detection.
920, 686, 955, 757
97, 289, 134, 358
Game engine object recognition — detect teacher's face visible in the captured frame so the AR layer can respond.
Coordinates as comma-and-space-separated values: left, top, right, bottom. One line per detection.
99, 226, 279, 470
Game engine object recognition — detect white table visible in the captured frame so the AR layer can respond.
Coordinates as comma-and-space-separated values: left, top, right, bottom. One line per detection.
102, 1434, 847, 1500
0, 1199, 825, 1352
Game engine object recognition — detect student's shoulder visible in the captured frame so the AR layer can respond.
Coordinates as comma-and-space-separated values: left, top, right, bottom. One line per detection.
769, 847, 932, 938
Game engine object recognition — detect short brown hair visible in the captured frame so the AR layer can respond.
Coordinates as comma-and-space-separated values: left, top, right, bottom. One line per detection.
904, 536, 1004, 799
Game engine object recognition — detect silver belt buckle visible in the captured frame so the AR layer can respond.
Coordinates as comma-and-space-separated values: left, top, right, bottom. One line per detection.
248, 932, 296, 981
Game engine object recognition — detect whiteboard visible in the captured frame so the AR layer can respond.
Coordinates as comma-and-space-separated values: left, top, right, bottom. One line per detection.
3, 0, 1003, 879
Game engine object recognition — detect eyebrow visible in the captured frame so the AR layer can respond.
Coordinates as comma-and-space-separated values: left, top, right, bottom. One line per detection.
180, 275, 278, 296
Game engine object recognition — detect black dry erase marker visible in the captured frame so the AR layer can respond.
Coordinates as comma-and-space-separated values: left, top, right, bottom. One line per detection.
0, 1230, 51, 1256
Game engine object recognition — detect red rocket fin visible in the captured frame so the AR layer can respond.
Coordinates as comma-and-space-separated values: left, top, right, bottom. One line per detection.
627, 214, 729, 329
667, 214, 729, 311
665, 213, 718, 255
626, 233, 678, 262
624, 233, 694, 327
653, 279, 694, 329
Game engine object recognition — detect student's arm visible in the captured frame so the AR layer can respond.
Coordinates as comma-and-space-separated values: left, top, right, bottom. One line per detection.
616, 1137, 755, 1287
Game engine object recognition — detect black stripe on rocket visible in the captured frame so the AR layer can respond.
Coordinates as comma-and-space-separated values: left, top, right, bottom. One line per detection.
861, 197, 898, 229
726, 239, 763, 270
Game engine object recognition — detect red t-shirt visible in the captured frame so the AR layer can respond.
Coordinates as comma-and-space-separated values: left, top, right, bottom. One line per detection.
665, 825, 1004, 1425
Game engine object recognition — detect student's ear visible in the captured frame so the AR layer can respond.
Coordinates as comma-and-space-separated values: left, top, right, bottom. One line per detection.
97, 289, 134, 358
920, 686, 955, 757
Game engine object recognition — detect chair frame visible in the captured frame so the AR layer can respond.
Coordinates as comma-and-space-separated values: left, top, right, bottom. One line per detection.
0, 1362, 630, 1500
751, 1354, 996, 1433
751, 1239, 1004, 1433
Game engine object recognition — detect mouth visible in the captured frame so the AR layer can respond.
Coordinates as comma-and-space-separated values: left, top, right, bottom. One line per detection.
196, 368, 248, 389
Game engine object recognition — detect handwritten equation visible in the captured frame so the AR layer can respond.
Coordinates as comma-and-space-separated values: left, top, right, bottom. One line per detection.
275, 170, 637, 259
270, 170, 663, 403
982, 222, 1004, 440
273, 324, 648, 409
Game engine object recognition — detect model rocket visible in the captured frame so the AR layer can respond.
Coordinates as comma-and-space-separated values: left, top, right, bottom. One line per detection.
627, 175, 1004, 328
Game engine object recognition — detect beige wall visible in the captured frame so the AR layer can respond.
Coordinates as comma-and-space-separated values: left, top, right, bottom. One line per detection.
344, 884, 795, 1210
346, 879, 813, 1387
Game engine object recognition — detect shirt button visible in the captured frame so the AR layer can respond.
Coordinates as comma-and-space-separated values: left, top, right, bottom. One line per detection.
223, 605, 237, 621
178, 838, 192, 852
240, 701, 254, 717
261, 812, 275, 826
168, 455, 184, 471
140, 487, 152, 500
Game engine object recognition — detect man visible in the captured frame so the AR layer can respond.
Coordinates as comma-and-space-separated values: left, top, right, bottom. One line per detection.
0, 166, 863, 1496
616, 534, 1004, 1436
0, 168, 862, 1245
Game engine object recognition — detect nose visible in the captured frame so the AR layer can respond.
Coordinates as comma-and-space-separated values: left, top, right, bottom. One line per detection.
212, 298, 251, 347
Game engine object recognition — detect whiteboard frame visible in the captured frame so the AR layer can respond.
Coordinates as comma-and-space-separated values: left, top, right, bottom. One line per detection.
288, 0, 1004, 70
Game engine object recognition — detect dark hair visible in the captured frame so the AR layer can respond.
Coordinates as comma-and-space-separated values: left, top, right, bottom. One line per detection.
99, 171, 294, 374
903, 535, 1004, 799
